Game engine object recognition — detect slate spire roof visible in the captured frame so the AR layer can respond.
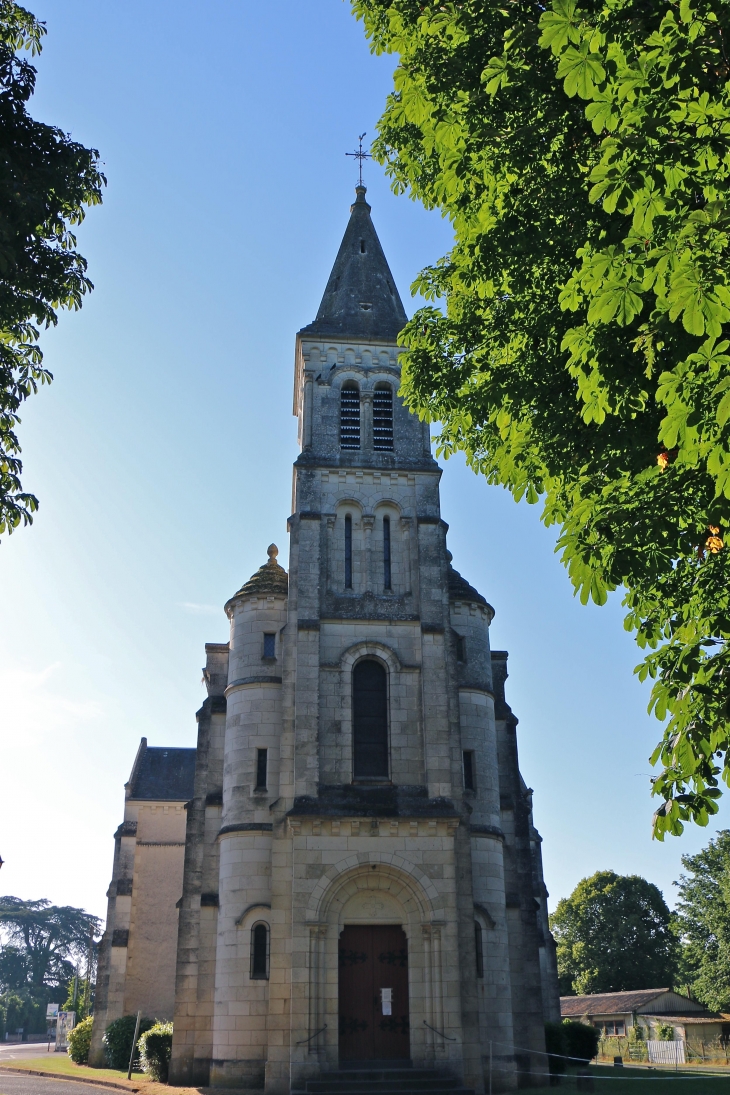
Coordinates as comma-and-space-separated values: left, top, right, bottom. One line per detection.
299, 186, 408, 342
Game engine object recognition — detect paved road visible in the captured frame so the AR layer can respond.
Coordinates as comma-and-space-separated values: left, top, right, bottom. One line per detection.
0, 1047, 54, 1063
0, 1075, 114, 1095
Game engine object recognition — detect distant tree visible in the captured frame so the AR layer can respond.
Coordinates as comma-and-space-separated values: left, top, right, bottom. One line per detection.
550, 871, 677, 995
0, 2, 104, 538
0, 944, 27, 991
675, 829, 730, 1011
0, 896, 99, 991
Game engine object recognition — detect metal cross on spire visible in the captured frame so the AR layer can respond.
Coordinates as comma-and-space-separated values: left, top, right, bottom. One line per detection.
346, 132, 372, 187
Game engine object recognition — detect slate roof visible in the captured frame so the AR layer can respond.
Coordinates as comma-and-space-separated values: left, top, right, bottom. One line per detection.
299, 186, 407, 342
560, 990, 705, 1017
446, 552, 491, 610
126, 739, 196, 801
232, 544, 288, 599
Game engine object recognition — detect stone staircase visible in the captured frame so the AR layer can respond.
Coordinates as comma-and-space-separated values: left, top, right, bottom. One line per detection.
292, 1066, 475, 1095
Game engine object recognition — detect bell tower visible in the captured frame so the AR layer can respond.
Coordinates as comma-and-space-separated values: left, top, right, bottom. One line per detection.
169, 187, 559, 1095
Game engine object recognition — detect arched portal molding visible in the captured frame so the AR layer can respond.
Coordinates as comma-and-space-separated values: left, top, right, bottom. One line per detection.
305, 854, 439, 926
340, 640, 402, 675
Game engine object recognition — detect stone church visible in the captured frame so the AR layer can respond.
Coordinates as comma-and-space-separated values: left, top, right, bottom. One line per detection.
97, 186, 560, 1094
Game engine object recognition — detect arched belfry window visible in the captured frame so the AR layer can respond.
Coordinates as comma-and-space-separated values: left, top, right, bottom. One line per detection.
352, 659, 389, 779
340, 383, 360, 449
250, 922, 269, 979
373, 384, 394, 451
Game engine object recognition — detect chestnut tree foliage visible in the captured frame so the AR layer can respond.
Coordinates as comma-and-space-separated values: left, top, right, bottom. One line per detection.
0, 2, 104, 537
352, 0, 730, 837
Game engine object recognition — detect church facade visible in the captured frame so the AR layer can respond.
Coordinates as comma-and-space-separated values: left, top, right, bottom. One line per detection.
167, 187, 559, 1094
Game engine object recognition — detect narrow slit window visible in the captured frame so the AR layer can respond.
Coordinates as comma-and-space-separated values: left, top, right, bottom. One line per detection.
255, 748, 268, 790
360, 239, 366, 253
373, 384, 393, 450
455, 634, 466, 663
344, 514, 353, 589
383, 516, 391, 590
263, 632, 276, 658
353, 659, 389, 779
250, 923, 269, 979
475, 922, 484, 978
340, 383, 360, 449
463, 750, 476, 792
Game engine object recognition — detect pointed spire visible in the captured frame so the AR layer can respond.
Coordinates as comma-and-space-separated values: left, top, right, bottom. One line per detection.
299, 187, 407, 342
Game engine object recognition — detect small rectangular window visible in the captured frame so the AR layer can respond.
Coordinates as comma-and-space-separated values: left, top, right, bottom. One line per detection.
263, 633, 276, 658
475, 922, 484, 978
455, 634, 466, 663
463, 750, 476, 792
255, 748, 268, 790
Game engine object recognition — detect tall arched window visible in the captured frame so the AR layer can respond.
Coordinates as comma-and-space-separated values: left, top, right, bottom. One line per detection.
250, 922, 269, 979
475, 922, 484, 978
344, 514, 353, 589
353, 659, 389, 779
383, 516, 391, 590
373, 384, 393, 450
340, 383, 360, 449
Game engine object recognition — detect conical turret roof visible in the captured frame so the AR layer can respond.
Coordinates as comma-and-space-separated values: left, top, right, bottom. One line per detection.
299, 186, 407, 342
231, 544, 288, 599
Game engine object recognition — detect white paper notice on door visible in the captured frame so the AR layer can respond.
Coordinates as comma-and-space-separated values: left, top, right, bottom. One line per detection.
381, 988, 392, 1016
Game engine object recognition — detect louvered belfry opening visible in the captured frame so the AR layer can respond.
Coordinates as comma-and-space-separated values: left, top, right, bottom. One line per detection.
352, 659, 389, 779
340, 382, 361, 449
373, 383, 394, 450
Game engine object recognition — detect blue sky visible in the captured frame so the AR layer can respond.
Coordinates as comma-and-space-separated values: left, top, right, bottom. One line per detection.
0, 0, 724, 923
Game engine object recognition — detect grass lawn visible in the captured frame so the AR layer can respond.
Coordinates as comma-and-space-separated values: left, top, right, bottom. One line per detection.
0, 1056, 139, 1084
525, 1064, 730, 1093
0, 1056, 221, 1095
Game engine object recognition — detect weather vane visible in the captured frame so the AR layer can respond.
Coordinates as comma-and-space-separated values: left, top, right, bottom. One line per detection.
346, 132, 372, 187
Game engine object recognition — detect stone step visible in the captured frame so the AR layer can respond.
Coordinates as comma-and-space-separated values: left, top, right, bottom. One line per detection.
292, 1069, 474, 1095
294, 1089, 474, 1095
304, 1070, 440, 1082
304, 1079, 466, 1092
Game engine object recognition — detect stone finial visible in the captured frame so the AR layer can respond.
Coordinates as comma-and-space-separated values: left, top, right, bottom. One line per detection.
267, 543, 278, 562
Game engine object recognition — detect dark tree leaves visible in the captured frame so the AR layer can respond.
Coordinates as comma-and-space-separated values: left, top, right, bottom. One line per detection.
550, 871, 677, 994
0, 896, 100, 989
0, 1, 104, 537
674, 829, 730, 1011
351, 0, 730, 837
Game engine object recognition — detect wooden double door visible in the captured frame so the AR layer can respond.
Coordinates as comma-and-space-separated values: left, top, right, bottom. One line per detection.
338, 925, 410, 1065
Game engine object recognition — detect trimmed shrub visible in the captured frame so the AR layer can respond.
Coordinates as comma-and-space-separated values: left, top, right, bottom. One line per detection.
102, 1014, 154, 1071
545, 1021, 568, 1077
138, 1021, 173, 1082
563, 1020, 600, 1064
68, 1016, 93, 1064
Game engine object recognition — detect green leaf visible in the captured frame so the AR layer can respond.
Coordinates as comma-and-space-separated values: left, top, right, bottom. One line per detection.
482, 55, 509, 95
585, 96, 618, 133
557, 42, 606, 98
538, 0, 580, 56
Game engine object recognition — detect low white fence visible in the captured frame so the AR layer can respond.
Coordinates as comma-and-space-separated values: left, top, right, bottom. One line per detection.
647, 1039, 685, 1065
